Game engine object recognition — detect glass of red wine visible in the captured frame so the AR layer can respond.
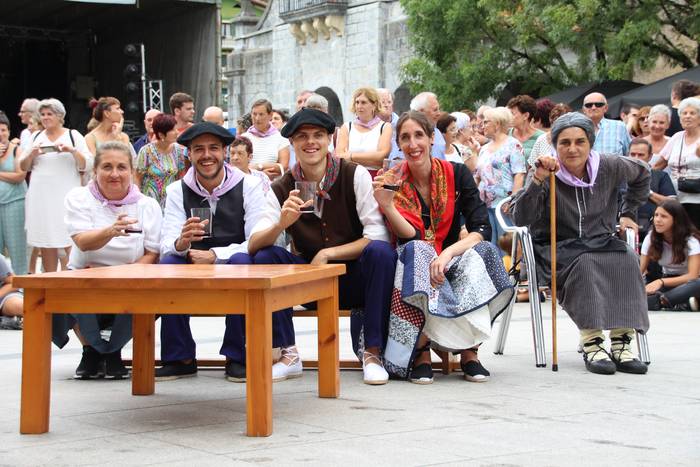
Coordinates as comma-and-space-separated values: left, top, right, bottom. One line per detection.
295, 181, 317, 214
119, 204, 143, 234
382, 158, 404, 191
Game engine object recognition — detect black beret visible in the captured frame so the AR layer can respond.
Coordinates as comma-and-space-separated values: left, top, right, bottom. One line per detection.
281, 108, 336, 138
177, 122, 235, 147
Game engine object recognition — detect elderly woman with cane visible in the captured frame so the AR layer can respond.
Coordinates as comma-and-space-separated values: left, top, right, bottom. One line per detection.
511, 113, 650, 375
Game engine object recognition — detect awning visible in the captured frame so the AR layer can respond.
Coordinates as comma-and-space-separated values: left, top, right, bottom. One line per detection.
606, 66, 700, 116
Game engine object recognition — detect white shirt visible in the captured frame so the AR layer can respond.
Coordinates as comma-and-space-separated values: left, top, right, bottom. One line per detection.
241, 131, 290, 165
19, 128, 32, 154
160, 172, 279, 262
251, 164, 390, 243
641, 234, 700, 276
64, 187, 163, 269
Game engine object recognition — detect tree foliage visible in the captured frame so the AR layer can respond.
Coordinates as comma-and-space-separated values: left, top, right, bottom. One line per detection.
400, 0, 700, 109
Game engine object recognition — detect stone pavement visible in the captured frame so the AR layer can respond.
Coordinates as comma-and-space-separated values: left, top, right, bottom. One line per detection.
0, 304, 698, 466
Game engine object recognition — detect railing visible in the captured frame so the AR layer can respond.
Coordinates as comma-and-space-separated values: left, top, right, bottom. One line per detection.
279, 0, 348, 20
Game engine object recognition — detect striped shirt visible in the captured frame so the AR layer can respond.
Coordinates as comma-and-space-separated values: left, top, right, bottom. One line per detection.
592, 118, 631, 157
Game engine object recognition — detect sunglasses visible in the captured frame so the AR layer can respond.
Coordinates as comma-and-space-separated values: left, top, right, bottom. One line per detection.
584, 102, 606, 108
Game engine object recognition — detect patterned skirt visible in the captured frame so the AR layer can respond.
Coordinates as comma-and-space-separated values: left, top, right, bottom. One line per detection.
383, 240, 514, 378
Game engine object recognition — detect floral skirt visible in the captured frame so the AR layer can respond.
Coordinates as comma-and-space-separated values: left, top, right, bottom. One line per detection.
383, 240, 514, 378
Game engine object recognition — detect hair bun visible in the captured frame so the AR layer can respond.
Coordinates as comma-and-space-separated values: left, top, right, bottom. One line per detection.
88, 98, 98, 110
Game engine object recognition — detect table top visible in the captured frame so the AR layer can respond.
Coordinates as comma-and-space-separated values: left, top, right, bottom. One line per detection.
13, 263, 346, 290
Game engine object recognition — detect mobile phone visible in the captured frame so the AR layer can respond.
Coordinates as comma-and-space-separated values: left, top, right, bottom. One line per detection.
39, 145, 58, 154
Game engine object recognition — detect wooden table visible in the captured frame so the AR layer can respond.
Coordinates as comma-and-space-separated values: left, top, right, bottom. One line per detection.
14, 263, 345, 437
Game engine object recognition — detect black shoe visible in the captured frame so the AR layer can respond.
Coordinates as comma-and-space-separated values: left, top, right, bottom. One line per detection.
612, 358, 648, 374
104, 350, 130, 380
409, 363, 433, 385
582, 337, 616, 375
155, 359, 197, 381
610, 333, 648, 375
225, 360, 246, 382
74, 346, 105, 380
461, 360, 490, 382
409, 342, 434, 384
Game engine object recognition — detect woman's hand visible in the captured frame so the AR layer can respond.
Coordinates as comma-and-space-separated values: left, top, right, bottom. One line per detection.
533, 155, 559, 182
372, 170, 396, 210
430, 251, 454, 288
645, 279, 664, 295
111, 214, 137, 238
56, 142, 76, 155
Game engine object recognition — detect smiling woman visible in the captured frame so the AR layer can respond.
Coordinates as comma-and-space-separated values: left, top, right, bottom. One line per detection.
19, 98, 93, 273
54, 141, 162, 380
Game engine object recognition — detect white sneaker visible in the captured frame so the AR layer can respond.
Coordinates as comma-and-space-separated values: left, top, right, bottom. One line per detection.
690, 297, 699, 312
272, 346, 303, 382
362, 351, 388, 385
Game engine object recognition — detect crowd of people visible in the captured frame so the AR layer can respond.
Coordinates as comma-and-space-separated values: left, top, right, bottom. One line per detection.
0, 78, 698, 383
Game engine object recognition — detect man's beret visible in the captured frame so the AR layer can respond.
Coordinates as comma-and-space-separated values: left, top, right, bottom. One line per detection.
280, 108, 337, 138
177, 122, 235, 147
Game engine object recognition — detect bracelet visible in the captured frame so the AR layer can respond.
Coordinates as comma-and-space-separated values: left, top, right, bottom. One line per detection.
348, 152, 353, 162
660, 279, 665, 288
532, 175, 545, 185
276, 163, 284, 175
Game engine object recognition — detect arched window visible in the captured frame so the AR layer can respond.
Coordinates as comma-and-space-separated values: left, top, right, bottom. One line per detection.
314, 86, 343, 125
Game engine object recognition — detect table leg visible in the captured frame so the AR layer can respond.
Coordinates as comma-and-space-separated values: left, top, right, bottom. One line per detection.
132, 314, 155, 396
20, 289, 51, 434
317, 277, 340, 398
245, 290, 272, 436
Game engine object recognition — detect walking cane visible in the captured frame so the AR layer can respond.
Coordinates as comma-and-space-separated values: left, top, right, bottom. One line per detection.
549, 171, 558, 372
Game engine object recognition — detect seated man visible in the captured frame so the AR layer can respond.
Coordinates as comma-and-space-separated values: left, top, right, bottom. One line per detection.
248, 108, 397, 385
0, 254, 22, 330
157, 122, 289, 382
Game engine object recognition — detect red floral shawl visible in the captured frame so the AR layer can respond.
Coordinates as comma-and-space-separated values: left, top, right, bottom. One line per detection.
392, 158, 455, 254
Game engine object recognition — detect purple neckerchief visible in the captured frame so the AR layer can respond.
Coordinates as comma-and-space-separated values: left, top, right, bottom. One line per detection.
247, 123, 278, 138
182, 164, 243, 203
353, 116, 382, 130
88, 180, 142, 212
553, 149, 600, 189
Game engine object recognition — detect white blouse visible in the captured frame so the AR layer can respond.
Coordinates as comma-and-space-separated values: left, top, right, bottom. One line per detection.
64, 187, 163, 269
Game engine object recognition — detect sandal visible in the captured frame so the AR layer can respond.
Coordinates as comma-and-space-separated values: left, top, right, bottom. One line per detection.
409, 342, 433, 385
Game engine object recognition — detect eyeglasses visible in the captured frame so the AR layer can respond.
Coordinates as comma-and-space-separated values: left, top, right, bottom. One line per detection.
583, 102, 606, 109
640, 116, 649, 121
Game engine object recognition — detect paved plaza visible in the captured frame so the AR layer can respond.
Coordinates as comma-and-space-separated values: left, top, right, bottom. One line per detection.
0, 303, 698, 466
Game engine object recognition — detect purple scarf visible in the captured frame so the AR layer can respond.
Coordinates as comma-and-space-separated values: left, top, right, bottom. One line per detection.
353, 116, 382, 130
88, 180, 142, 212
247, 123, 278, 138
182, 163, 244, 203
554, 149, 600, 189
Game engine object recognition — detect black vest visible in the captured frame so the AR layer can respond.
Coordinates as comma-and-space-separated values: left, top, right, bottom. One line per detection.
271, 159, 364, 262
181, 180, 245, 250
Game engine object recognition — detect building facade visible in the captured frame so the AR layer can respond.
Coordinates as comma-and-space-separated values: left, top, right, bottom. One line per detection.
225, 0, 412, 124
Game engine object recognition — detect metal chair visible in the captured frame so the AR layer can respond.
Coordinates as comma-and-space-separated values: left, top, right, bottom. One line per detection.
492, 197, 651, 366
493, 196, 547, 367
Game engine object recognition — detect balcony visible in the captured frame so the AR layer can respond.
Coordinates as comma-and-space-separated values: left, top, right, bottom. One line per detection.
279, 0, 348, 23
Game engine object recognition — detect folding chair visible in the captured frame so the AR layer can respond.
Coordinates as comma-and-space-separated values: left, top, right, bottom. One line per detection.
625, 228, 652, 364
492, 196, 651, 367
493, 196, 547, 367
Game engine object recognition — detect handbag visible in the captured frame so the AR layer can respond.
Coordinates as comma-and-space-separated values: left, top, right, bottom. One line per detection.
676, 136, 700, 193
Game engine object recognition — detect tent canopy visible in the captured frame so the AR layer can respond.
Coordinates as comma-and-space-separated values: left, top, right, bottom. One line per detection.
606, 66, 700, 117
543, 80, 642, 115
